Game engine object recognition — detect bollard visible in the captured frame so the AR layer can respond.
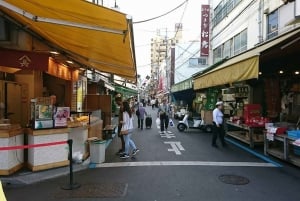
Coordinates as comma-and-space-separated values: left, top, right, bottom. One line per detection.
61, 139, 81, 190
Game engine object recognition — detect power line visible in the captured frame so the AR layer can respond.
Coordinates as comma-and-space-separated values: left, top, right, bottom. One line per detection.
173, 0, 189, 39
133, 0, 189, 24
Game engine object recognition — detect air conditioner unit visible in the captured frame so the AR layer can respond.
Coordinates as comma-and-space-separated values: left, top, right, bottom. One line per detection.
263, 8, 269, 14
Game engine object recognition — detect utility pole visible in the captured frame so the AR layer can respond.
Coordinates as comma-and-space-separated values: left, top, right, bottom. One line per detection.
165, 28, 169, 102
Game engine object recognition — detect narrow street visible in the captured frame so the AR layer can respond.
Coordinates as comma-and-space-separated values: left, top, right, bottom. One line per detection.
3, 106, 300, 201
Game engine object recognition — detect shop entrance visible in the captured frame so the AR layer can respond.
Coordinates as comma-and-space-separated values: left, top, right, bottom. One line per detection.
5, 82, 22, 124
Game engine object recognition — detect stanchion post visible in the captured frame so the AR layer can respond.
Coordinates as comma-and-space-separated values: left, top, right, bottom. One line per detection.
61, 139, 81, 190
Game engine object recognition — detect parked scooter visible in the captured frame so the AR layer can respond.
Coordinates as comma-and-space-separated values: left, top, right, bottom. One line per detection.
177, 112, 213, 133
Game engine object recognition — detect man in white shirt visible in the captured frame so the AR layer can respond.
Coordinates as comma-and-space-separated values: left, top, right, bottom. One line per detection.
212, 101, 226, 148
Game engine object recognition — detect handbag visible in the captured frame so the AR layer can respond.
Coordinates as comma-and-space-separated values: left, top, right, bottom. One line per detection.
169, 119, 174, 127
121, 116, 129, 135
120, 130, 129, 135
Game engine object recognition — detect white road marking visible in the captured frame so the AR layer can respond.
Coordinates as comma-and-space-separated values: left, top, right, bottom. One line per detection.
94, 161, 277, 168
160, 132, 176, 139
164, 141, 185, 155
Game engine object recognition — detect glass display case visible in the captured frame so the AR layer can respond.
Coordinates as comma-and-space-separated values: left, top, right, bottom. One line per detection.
68, 109, 101, 127
30, 98, 54, 129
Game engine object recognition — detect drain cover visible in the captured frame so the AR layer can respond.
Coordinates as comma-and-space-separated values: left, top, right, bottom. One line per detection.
55, 183, 128, 199
219, 175, 249, 185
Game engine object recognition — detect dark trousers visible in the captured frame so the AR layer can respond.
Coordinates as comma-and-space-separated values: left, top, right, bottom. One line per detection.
152, 104, 155, 110
212, 122, 225, 146
138, 118, 144, 129
118, 124, 125, 151
160, 114, 169, 132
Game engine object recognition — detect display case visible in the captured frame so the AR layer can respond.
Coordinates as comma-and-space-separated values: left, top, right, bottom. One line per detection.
68, 110, 101, 127
30, 98, 54, 129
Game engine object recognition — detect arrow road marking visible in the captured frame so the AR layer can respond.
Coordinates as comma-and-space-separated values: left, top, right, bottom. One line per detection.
164, 141, 185, 155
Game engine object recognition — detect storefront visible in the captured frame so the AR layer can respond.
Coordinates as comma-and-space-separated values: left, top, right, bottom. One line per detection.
193, 28, 300, 156
0, 0, 136, 174
171, 78, 194, 118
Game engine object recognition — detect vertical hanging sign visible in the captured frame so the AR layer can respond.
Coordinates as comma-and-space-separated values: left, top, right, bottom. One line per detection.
200, 5, 210, 57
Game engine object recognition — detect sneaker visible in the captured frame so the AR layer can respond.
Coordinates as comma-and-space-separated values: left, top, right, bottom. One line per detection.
132, 149, 140, 156
120, 154, 130, 159
159, 131, 164, 134
116, 149, 124, 156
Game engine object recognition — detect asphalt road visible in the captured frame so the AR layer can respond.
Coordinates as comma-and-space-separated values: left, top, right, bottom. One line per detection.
3, 106, 300, 201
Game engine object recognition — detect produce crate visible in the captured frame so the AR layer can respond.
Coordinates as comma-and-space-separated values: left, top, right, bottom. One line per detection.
287, 130, 300, 139
293, 146, 300, 156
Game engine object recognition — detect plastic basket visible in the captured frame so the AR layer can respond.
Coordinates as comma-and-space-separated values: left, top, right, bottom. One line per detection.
287, 130, 300, 139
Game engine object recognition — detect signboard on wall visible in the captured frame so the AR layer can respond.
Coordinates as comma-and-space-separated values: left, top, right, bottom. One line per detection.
200, 5, 210, 57
0, 48, 49, 70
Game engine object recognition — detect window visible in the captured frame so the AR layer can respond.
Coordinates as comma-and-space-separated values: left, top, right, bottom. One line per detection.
223, 39, 232, 59
233, 29, 247, 55
198, 58, 207, 65
267, 10, 278, 39
213, 45, 223, 63
189, 58, 207, 67
213, 0, 242, 27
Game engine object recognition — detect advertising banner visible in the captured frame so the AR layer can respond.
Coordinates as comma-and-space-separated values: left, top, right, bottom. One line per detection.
200, 5, 210, 57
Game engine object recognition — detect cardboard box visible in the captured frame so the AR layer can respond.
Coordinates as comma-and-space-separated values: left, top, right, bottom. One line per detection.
202, 110, 213, 124
88, 120, 103, 139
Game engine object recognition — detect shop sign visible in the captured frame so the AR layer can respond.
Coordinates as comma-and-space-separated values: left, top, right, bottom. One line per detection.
0, 48, 48, 70
47, 58, 79, 81
200, 5, 210, 57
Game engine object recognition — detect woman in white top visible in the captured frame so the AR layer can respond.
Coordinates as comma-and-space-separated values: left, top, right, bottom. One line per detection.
120, 101, 139, 159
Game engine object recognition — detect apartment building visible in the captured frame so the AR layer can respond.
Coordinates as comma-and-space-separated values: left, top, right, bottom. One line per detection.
210, 0, 299, 63
149, 23, 183, 97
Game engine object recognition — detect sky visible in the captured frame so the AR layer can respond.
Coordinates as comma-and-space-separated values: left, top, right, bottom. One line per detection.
102, 0, 208, 79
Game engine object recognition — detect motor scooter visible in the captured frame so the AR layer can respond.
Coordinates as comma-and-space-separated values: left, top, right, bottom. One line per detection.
177, 112, 212, 133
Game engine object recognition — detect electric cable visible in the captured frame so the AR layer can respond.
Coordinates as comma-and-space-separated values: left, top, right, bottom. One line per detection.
133, 0, 189, 24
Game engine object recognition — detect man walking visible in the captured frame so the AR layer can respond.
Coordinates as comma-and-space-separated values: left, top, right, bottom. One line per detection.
158, 99, 170, 134
115, 94, 125, 155
212, 101, 226, 148
137, 103, 147, 130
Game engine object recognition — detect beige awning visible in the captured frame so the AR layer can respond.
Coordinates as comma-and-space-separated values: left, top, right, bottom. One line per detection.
194, 28, 300, 90
0, 0, 137, 81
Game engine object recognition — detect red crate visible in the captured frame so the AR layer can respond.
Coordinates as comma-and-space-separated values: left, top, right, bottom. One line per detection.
244, 104, 261, 121
276, 127, 287, 135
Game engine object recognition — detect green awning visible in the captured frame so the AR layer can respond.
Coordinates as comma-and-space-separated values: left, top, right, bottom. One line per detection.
115, 85, 137, 97
171, 78, 193, 93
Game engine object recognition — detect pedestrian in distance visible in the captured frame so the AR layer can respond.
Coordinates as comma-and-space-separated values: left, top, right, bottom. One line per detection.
137, 102, 147, 130
115, 94, 125, 155
212, 101, 227, 148
158, 99, 171, 133
151, 99, 156, 110
120, 101, 140, 159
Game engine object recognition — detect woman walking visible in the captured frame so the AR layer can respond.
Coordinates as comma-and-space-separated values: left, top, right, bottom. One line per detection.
120, 101, 140, 159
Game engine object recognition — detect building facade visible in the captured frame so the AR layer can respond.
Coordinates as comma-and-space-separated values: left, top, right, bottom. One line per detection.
149, 23, 183, 97
210, 0, 300, 64
174, 41, 209, 84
